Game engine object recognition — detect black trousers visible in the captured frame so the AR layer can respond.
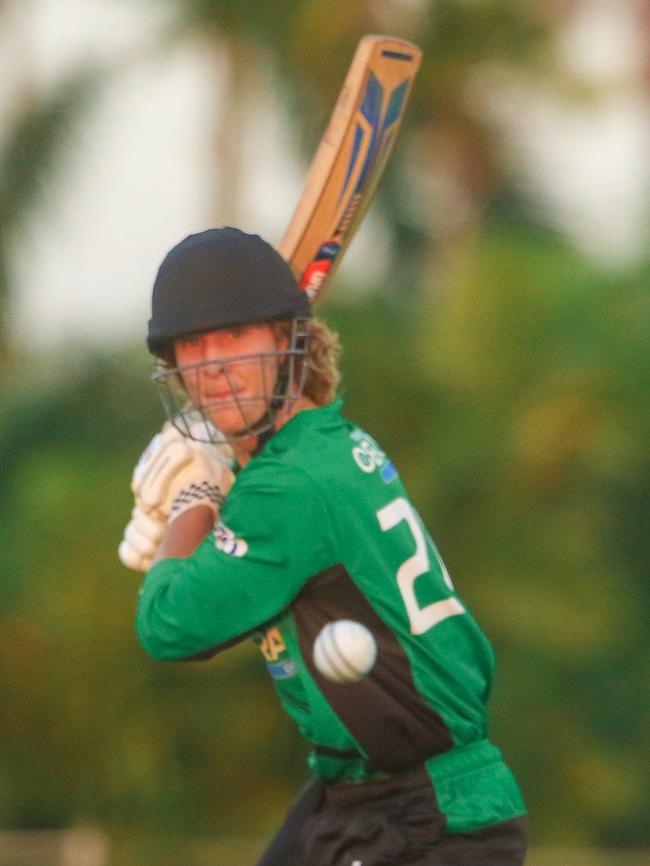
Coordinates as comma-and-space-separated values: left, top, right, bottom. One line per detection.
256, 770, 528, 866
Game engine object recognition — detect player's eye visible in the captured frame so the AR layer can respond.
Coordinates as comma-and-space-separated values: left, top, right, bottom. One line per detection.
230, 326, 250, 338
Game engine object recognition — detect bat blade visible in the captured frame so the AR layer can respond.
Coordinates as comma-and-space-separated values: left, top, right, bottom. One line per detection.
278, 35, 422, 305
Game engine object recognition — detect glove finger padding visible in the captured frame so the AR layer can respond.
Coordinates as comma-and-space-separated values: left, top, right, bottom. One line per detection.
132, 428, 194, 512
118, 505, 166, 572
118, 539, 152, 572
125, 507, 165, 551
132, 422, 234, 523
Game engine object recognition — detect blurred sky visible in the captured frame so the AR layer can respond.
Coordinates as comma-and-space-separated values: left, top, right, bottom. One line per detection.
1, 0, 648, 353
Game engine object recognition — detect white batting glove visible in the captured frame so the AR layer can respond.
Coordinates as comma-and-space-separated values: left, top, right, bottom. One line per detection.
118, 505, 166, 572
131, 421, 235, 525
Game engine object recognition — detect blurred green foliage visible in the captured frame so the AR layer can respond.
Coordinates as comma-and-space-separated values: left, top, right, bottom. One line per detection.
1, 221, 648, 850
0, 68, 105, 360
1, 0, 649, 858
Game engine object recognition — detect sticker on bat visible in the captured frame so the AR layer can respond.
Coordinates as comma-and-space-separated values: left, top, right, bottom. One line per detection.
299, 241, 341, 300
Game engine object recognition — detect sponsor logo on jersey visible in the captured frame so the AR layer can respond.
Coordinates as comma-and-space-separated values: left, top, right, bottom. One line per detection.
213, 521, 248, 557
350, 429, 398, 483
266, 659, 298, 680
380, 460, 398, 483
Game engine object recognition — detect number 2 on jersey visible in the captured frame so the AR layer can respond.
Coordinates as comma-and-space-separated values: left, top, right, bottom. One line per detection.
377, 497, 465, 635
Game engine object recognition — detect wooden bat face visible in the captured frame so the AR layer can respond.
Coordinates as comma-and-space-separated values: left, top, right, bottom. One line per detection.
278, 36, 422, 304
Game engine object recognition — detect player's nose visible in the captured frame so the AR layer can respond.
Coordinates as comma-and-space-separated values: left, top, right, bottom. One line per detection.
200, 334, 229, 367
202, 358, 226, 379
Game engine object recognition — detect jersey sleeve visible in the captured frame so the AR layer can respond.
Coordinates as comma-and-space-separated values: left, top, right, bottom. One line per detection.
136, 460, 335, 660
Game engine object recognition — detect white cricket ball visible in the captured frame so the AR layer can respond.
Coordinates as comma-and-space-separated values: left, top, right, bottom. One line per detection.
313, 620, 378, 683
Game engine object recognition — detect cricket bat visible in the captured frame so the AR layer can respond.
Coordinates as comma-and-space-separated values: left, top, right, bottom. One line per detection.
278, 35, 422, 305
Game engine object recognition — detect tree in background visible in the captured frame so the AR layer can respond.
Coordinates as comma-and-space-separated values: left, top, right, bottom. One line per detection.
0, 3, 105, 361
145, 0, 566, 284
0, 0, 648, 855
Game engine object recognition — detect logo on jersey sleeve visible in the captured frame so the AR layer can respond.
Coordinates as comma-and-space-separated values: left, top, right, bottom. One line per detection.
213, 521, 249, 557
349, 429, 398, 483
259, 626, 297, 679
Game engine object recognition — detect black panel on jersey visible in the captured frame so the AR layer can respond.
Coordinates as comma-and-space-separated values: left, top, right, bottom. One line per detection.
292, 564, 454, 773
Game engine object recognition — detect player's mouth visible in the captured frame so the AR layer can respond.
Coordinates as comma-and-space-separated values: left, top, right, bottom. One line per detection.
202, 386, 243, 402
205, 391, 236, 401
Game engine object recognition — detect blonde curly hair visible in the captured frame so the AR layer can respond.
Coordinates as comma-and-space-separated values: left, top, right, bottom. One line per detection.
272, 317, 342, 406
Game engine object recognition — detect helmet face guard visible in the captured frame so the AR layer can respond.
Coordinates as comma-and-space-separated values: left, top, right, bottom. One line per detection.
152, 319, 311, 444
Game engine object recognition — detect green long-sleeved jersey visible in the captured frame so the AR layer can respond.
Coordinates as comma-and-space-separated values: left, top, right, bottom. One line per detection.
137, 399, 525, 832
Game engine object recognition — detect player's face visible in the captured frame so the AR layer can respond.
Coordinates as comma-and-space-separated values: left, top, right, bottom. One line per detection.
174, 324, 287, 435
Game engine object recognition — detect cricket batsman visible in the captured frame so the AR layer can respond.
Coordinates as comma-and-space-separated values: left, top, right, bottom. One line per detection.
120, 227, 528, 865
